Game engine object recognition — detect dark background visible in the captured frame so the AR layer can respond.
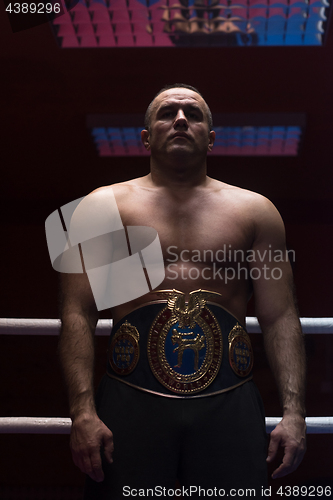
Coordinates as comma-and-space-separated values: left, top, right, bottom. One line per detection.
1, 6, 332, 499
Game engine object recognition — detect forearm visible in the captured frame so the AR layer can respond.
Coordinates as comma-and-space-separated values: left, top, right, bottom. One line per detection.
261, 309, 306, 418
59, 312, 98, 420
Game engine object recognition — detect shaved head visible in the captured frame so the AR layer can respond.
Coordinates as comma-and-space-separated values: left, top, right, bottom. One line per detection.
144, 83, 213, 132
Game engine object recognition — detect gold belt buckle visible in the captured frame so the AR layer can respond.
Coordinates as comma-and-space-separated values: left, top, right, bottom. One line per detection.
148, 289, 224, 395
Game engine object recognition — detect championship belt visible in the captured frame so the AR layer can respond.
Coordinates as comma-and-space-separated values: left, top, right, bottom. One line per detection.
147, 289, 223, 395
107, 289, 254, 398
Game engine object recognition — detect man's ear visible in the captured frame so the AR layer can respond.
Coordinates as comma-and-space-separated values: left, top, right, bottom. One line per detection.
208, 130, 215, 152
141, 129, 150, 151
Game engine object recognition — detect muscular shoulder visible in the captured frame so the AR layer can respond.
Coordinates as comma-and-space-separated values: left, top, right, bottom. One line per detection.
211, 179, 285, 239
87, 176, 148, 200
214, 180, 268, 207
219, 181, 281, 216
236, 189, 285, 245
237, 188, 284, 233
68, 181, 142, 232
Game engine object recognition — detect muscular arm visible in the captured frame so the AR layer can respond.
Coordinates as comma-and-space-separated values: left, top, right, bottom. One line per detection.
59, 272, 113, 482
259, 292, 306, 479
250, 198, 306, 479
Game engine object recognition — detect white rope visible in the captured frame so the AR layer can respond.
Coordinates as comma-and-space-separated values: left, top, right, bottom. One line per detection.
1, 317, 333, 335
0, 416, 332, 434
0, 318, 112, 336
0, 417, 71, 434
247, 317, 333, 334
265, 417, 333, 434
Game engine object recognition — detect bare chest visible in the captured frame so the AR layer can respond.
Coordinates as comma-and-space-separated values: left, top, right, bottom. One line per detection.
115, 189, 253, 263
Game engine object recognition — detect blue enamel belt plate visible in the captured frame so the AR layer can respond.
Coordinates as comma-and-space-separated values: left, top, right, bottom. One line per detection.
228, 324, 254, 377
109, 320, 140, 375
147, 290, 223, 395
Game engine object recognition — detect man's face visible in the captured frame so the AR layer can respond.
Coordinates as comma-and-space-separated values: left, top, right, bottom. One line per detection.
142, 88, 215, 157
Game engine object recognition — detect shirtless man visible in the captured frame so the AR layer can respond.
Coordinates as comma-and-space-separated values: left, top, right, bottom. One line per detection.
59, 84, 306, 499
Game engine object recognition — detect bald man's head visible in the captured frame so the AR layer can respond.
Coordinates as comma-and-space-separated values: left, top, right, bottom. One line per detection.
144, 83, 213, 132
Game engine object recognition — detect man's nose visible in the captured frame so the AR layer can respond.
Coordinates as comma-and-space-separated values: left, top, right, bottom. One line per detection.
174, 110, 188, 127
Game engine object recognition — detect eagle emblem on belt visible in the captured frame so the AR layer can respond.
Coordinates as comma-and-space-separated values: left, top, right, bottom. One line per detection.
155, 289, 223, 327
148, 289, 223, 395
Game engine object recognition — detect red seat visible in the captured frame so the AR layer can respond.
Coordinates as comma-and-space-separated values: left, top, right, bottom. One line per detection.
153, 33, 174, 44
114, 22, 132, 33
79, 34, 98, 45
248, 0, 268, 6
150, 8, 164, 20
132, 22, 150, 33
109, 0, 128, 8
61, 35, 80, 46
135, 33, 154, 44
151, 20, 168, 31
98, 34, 116, 45
73, 9, 91, 22
112, 9, 130, 21
248, 7, 267, 18
57, 23, 76, 35
116, 34, 135, 44
95, 23, 113, 34
76, 23, 95, 34
53, 11, 72, 24
131, 9, 150, 20
91, 7, 110, 22
128, 0, 147, 8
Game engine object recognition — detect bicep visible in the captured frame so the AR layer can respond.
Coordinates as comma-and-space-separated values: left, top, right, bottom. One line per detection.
249, 200, 297, 327
252, 259, 296, 327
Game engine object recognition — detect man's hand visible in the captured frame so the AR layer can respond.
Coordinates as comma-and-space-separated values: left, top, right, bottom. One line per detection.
70, 413, 114, 482
267, 413, 306, 479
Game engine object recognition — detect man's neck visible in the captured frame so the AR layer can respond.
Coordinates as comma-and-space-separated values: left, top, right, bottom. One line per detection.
148, 156, 209, 190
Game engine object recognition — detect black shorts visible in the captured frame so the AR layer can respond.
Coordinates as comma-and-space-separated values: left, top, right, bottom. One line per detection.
83, 377, 268, 500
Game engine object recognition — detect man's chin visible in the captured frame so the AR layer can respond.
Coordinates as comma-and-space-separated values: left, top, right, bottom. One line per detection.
152, 144, 203, 161
168, 143, 194, 155
168, 148, 194, 160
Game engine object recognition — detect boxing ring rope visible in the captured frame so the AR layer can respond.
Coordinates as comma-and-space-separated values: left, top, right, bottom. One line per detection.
1, 317, 333, 335
0, 416, 332, 434
1, 317, 332, 434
